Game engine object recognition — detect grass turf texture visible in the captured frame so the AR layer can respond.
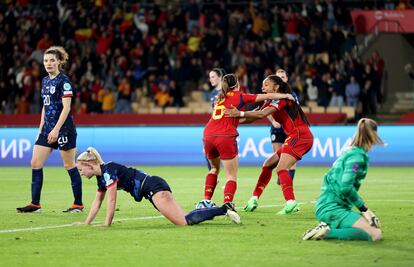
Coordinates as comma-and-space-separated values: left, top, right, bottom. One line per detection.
0, 166, 413, 267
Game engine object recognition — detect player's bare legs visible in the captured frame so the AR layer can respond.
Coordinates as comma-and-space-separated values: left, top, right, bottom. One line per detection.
31, 145, 53, 169
152, 191, 187, 226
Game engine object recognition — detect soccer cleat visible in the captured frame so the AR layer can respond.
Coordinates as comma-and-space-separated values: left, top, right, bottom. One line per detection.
244, 196, 259, 212
223, 202, 241, 224
63, 204, 84, 213
195, 199, 217, 209
277, 200, 300, 215
302, 222, 330, 240
16, 204, 42, 213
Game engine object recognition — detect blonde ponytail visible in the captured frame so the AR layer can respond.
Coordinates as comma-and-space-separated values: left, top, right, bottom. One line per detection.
77, 147, 105, 164
350, 118, 384, 151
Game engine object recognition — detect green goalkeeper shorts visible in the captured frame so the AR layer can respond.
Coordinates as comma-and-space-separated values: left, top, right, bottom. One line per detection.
316, 208, 362, 229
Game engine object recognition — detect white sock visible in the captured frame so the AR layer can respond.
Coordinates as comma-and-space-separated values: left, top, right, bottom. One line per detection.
286, 199, 296, 205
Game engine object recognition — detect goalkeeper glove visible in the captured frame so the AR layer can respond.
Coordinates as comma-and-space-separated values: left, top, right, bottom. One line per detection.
361, 209, 381, 229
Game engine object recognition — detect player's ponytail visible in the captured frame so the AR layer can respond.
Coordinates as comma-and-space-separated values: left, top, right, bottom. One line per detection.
45, 46, 69, 70
215, 73, 238, 106
351, 118, 384, 151
77, 147, 105, 164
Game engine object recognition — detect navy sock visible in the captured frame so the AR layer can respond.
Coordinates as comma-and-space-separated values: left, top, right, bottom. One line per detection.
185, 206, 227, 225
31, 168, 43, 205
289, 169, 295, 181
205, 156, 211, 171
68, 167, 83, 205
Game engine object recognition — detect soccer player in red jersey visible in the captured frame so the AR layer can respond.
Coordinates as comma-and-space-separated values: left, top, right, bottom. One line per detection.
225, 74, 313, 215
244, 69, 299, 212
199, 73, 294, 213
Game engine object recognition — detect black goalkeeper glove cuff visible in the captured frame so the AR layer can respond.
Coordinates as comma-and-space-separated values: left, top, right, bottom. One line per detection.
358, 205, 368, 212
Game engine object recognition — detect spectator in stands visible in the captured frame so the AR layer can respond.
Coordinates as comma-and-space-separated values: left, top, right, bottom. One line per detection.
329, 73, 345, 110
0, 1, 384, 115
345, 76, 360, 108
87, 93, 102, 114
29, 81, 42, 114
305, 78, 318, 102
115, 78, 132, 113
155, 82, 172, 109
16, 95, 30, 114
100, 87, 115, 114
361, 64, 377, 115
315, 72, 332, 109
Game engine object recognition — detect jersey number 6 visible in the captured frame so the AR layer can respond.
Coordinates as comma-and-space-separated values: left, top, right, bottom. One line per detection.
212, 104, 225, 120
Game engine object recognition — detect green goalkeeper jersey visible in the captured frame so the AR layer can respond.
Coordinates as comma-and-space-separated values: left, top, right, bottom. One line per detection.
316, 146, 369, 216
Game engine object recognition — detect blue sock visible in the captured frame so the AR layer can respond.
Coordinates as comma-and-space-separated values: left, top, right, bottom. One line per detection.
31, 168, 43, 205
68, 167, 83, 205
185, 206, 227, 225
289, 169, 295, 181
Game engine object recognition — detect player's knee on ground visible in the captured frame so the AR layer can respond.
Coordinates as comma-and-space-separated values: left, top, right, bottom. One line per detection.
370, 228, 382, 241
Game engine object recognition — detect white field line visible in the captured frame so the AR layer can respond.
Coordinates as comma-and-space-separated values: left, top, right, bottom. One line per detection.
1, 199, 413, 233
0, 215, 163, 233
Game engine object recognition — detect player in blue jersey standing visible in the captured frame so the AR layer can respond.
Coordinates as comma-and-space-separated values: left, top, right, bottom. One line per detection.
196, 68, 225, 209
244, 69, 300, 212
17, 46, 84, 213
75, 147, 240, 226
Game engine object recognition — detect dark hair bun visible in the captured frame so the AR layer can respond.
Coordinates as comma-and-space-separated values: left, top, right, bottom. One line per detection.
223, 74, 238, 88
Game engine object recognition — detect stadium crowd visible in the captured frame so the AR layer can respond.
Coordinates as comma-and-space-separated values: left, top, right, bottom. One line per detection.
0, 0, 392, 118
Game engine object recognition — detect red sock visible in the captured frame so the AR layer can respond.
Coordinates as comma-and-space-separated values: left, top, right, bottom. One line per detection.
277, 170, 295, 201
204, 173, 218, 200
223, 180, 237, 203
252, 166, 273, 197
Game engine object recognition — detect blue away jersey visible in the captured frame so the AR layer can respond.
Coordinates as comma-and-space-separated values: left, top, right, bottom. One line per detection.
96, 162, 149, 202
40, 72, 76, 136
210, 87, 220, 108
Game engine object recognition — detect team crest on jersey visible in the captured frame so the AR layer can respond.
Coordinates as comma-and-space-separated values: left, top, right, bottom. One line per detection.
270, 99, 280, 108
103, 173, 114, 186
63, 83, 71, 91
50, 86, 56, 94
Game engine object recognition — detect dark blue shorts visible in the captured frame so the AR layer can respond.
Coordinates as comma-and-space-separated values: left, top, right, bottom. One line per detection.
35, 132, 77, 151
270, 126, 287, 143
141, 176, 172, 208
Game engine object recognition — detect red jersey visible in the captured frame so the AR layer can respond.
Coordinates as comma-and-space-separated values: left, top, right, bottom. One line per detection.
204, 91, 257, 136
263, 99, 313, 138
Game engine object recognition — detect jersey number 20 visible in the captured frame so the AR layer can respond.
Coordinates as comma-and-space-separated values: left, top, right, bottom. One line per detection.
43, 95, 50, 106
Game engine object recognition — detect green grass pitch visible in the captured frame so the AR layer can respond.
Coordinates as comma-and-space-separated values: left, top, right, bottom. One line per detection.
0, 166, 413, 267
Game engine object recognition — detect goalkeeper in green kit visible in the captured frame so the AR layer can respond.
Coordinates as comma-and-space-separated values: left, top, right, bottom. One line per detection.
303, 118, 383, 241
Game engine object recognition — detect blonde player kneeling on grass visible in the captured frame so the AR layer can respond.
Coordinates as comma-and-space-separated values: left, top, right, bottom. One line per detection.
75, 147, 240, 227
303, 118, 383, 241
